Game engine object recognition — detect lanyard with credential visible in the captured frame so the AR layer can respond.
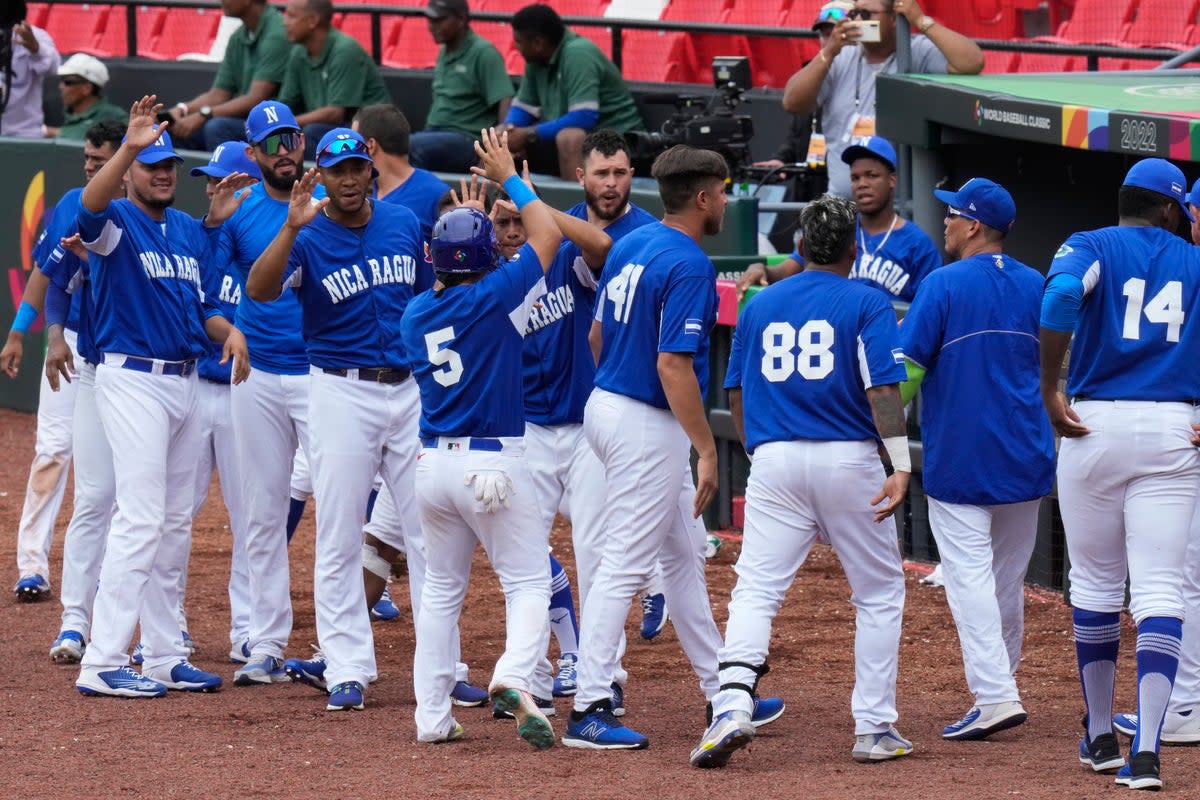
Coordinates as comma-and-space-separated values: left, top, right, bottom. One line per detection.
853, 50, 896, 109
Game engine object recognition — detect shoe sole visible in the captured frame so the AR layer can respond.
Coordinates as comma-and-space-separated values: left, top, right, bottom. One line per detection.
326, 700, 364, 711
451, 696, 487, 708
77, 683, 166, 698
690, 723, 755, 768
492, 688, 555, 751
1080, 753, 1126, 773
553, 687, 577, 698
943, 710, 1027, 741
1113, 721, 1200, 745
156, 681, 222, 692
285, 666, 327, 692
853, 745, 913, 764
234, 671, 289, 686
16, 589, 49, 603
50, 646, 84, 664
562, 734, 649, 751
1115, 775, 1163, 790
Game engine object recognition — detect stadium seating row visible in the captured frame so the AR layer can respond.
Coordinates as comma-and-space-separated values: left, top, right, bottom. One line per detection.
25, 0, 1200, 84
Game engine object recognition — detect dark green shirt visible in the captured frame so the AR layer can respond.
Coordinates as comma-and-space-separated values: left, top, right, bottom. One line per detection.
278, 29, 390, 116
213, 6, 291, 95
57, 99, 127, 141
512, 31, 643, 133
425, 30, 513, 139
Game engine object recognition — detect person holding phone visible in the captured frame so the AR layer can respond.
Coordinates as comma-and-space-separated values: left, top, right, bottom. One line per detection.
781, 0, 984, 200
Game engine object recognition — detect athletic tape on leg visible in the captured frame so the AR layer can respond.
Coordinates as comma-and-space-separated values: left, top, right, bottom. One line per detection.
362, 543, 391, 580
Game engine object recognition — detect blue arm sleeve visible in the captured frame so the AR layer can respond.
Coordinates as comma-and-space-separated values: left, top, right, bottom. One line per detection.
535, 109, 600, 140
44, 282, 70, 328
1040, 272, 1084, 333
505, 106, 537, 127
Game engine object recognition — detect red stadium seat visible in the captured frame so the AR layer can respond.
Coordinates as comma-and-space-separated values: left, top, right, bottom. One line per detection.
725, 0, 811, 88
473, 19, 517, 70
620, 29, 700, 83
44, 4, 111, 56
921, 0, 1026, 40
141, 7, 222, 60
1042, 0, 1137, 45
1014, 51, 1084, 72
480, 0, 611, 13
25, 3, 50, 28
982, 49, 1020, 72
382, 17, 441, 69
1123, 0, 1199, 49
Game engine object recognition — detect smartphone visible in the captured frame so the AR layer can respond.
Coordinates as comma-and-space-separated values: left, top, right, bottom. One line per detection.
156, 109, 175, 125
855, 20, 881, 43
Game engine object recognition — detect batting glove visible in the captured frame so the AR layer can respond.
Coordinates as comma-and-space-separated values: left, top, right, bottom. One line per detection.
465, 470, 515, 514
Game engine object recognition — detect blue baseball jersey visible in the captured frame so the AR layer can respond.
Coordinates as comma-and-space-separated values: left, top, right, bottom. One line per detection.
900, 253, 1055, 504
212, 182, 310, 375
1048, 226, 1200, 401
378, 168, 448, 244
523, 201, 658, 426
283, 200, 427, 370
848, 220, 942, 302
78, 200, 220, 361
402, 243, 547, 438
593, 223, 718, 410
33, 189, 84, 333
40, 227, 102, 365
726, 270, 906, 453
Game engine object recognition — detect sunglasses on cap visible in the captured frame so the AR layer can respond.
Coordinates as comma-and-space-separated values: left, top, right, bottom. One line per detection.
255, 131, 302, 156
59, 76, 90, 86
946, 206, 978, 222
320, 137, 369, 157
816, 7, 849, 26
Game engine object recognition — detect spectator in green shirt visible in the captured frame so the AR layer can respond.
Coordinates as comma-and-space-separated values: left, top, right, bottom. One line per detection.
46, 54, 126, 141
408, 0, 514, 174
167, 0, 292, 150
278, 0, 391, 160
504, 3, 644, 180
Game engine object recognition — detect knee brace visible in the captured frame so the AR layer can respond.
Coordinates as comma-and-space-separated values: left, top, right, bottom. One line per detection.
718, 659, 769, 697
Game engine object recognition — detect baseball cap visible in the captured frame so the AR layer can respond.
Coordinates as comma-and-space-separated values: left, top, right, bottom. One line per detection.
1122, 158, 1195, 223
315, 128, 373, 169
190, 140, 263, 180
1189, 177, 1200, 210
126, 131, 182, 165
244, 100, 300, 144
841, 135, 897, 172
57, 53, 109, 88
933, 177, 1016, 233
813, 0, 854, 31
425, 0, 469, 19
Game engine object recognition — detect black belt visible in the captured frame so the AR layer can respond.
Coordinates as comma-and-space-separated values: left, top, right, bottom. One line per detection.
323, 367, 411, 384
120, 356, 196, 377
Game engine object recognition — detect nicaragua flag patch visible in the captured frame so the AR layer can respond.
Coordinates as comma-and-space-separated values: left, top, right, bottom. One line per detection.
684, 318, 704, 335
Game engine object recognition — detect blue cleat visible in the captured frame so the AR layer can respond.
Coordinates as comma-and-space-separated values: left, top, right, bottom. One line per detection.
450, 679, 488, 707
706, 695, 785, 728
229, 639, 251, 664
553, 653, 578, 697
327, 681, 365, 711
284, 651, 327, 691
370, 587, 401, 622
14, 574, 50, 602
640, 593, 668, 640
143, 660, 223, 692
690, 710, 755, 768
77, 665, 166, 698
1115, 752, 1162, 790
611, 681, 626, 717
234, 655, 289, 685
562, 700, 648, 750
50, 630, 85, 664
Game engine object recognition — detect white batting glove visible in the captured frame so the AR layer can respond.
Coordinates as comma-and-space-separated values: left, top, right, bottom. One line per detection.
465, 470, 515, 514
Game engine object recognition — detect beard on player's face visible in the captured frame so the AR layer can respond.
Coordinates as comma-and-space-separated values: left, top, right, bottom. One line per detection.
130, 164, 177, 211
586, 184, 630, 222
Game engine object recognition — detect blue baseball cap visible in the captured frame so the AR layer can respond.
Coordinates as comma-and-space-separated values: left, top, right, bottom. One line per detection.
244, 100, 300, 144
1188, 177, 1200, 210
126, 130, 182, 165
934, 177, 1016, 233
315, 128, 373, 169
190, 140, 262, 180
841, 135, 896, 172
1123, 158, 1195, 223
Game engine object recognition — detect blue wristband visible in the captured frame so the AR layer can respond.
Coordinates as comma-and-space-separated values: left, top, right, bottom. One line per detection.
502, 174, 538, 211
11, 301, 38, 334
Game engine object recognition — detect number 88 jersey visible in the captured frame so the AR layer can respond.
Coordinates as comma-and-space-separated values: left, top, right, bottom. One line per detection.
725, 270, 906, 455
1049, 226, 1200, 402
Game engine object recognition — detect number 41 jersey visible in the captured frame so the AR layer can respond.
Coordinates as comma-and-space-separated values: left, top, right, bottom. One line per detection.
1049, 225, 1200, 401
725, 270, 906, 454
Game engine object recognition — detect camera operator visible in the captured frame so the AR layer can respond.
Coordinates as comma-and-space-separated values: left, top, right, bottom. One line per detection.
781, 0, 982, 200
1, 2, 60, 138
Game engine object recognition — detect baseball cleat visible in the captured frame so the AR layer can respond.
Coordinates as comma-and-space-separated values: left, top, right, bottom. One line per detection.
229, 639, 252, 664
640, 593, 668, 640
234, 655, 289, 685
943, 700, 1027, 741
553, 653, 578, 697
492, 686, 555, 750
493, 694, 556, 719
450, 679, 489, 707
370, 587, 401, 622
50, 630, 86, 664
690, 710, 755, 768
1114, 710, 1200, 744
14, 574, 50, 602
706, 695, 786, 728
77, 666, 167, 698
562, 700, 648, 750
1079, 732, 1126, 773
130, 644, 144, 666
1115, 751, 1162, 790
852, 726, 913, 763
284, 651, 328, 691
326, 681, 365, 711
143, 660, 223, 692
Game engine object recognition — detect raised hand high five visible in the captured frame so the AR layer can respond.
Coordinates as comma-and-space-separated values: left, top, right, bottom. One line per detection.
285, 168, 329, 231
471, 127, 519, 186
124, 95, 170, 152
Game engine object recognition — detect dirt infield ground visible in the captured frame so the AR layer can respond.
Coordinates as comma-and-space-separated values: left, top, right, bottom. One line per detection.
1, 407, 1198, 799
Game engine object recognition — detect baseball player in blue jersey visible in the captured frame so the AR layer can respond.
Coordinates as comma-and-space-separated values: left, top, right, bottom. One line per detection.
691, 195, 910, 768
1113, 177, 1200, 747
74, 96, 251, 698
1040, 158, 1200, 790
899, 178, 1055, 741
247, 127, 429, 712
2, 123, 128, 603
400, 127, 561, 747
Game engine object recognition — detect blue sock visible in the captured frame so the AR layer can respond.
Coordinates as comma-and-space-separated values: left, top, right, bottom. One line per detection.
286, 497, 307, 544
1074, 608, 1121, 742
365, 488, 379, 523
548, 553, 579, 655
1133, 616, 1183, 755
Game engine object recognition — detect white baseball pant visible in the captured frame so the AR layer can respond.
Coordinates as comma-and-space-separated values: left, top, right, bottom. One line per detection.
291, 444, 312, 502
191, 378, 249, 649
230, 368, 310, 659
927, 497, 1040, 705
57, 359, 114, 639
307, 369, 422, 689
80, 360, 200, 673
711, 439, 905, 735
574, 388, 722, 711
1170, 493, 1200, 711
15, 327, 79, 582
413, 437, 551, 741
1058, 400, 1200, 622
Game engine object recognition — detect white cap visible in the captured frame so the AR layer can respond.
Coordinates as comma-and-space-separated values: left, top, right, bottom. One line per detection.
57, 53, 109, 88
